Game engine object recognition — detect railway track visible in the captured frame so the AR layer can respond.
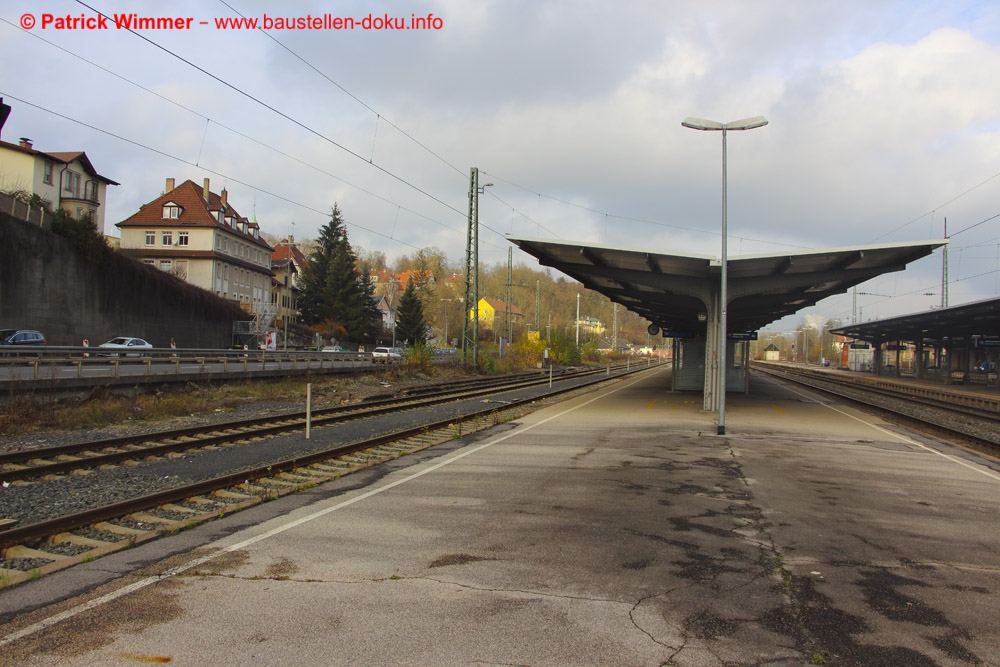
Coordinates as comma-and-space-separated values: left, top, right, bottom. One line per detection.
753, 362, 1000, 448
0, 362, 658, 587
0, 367, 581, 484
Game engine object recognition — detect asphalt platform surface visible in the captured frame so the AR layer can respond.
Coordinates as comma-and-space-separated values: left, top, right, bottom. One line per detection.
1, 367, 998, 666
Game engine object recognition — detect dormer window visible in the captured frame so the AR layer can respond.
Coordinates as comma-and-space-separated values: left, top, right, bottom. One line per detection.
162, 203, 181, 219
217, 210, 225, 224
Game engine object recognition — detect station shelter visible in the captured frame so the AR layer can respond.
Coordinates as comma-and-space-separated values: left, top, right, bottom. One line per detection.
508, 236, 947, 408
831, 297, 1000, 388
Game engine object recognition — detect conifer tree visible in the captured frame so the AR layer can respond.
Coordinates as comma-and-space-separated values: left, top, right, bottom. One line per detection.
298, 204, 369, 342
395, 279, 427, 346
358, 265, 382, 344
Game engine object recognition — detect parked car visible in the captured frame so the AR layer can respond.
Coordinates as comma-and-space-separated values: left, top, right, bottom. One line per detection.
0, 329, 47, 346
371, 346, 403, 362
98, 337, 153, 356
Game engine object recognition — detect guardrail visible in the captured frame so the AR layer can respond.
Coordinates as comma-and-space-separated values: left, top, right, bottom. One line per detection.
0, 346, 383, 381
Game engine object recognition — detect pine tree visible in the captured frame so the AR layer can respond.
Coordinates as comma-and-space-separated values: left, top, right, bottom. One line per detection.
395, 279, 427, 346
297, 205, 367, 342
358, 265, 382, 344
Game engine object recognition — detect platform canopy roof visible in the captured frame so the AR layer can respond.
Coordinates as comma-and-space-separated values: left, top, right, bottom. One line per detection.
830, 297, 1000, 343
507, 236, 948, 334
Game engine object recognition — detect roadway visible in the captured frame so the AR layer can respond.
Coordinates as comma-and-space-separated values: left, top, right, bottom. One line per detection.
1, 367, 998, 665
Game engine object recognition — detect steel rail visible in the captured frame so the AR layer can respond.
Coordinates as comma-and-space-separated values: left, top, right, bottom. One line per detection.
0, 363, 659, 549
0, 367, 620, 482
754, 365, 1000, 446
0, 370, 549, 466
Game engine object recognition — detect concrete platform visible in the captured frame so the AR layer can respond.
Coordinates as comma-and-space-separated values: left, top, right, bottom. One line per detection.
1, 367, 999, 666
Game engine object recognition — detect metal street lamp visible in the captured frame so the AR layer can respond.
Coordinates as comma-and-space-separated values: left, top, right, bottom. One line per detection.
441, 298, 452, 347
682, 115, 768, 435
575, 293, 581, 346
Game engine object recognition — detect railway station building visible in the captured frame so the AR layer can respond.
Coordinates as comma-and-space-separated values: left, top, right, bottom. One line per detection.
508, 236, 948, 409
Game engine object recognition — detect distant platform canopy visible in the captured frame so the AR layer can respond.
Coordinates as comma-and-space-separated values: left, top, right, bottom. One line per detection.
507, 236, 948, 334
830, 297, 1000, 343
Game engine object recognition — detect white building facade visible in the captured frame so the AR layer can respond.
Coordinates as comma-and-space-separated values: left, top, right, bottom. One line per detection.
117, 178, 273, 312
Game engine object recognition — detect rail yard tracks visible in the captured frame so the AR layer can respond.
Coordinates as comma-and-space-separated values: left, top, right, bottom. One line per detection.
753, 362, 1000, 449
0, 362, 656, 587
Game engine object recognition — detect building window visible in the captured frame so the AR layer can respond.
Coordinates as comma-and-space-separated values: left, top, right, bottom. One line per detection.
145, 231, 156, 245
143, 259, 154, 266
63, 171, 81, 198
162, 204, 181, 219
76, 207, 84, 219
159, 260, 172, 272
162, 231, 173, 246
177, 231, 189, 246
43, 163, 53, 185
84, 180, 98, 203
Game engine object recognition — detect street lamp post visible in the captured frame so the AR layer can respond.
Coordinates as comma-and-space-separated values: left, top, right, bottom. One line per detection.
575, 293, 581, 347
441, 298, 452, 347
682, 115, 768, 435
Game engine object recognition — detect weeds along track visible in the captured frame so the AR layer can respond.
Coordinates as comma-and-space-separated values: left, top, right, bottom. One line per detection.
753, 362, 1000, 449
0, 363, 658, 587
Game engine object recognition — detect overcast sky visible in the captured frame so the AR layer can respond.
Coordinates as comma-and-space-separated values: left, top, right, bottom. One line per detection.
2, 0, 998, 332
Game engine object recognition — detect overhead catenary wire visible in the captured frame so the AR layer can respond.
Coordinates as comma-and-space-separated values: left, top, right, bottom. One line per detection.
481, 170, 813, 251
216, 0, 468, 180
15, 4, 1000, 281
868, 170, 1000, 243
0, 92, 423, 251
0, 16, 463, 237
73, 0, 468, 222
16, 6, 514, 256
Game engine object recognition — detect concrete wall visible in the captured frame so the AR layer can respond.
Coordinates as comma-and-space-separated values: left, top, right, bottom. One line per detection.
0, 211, 248, 348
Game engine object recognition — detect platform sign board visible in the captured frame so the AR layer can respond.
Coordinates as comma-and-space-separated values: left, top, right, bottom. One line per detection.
974, 338, 1000, 348
663, 330, 697, 339
729, 331, 758, 340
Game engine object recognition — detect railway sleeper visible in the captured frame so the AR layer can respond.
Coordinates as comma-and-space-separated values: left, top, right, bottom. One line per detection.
0, 372, 630, 589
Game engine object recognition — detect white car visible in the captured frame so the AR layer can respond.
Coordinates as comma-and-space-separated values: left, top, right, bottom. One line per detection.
371, 346, 403, 362
98, 337, 153, 356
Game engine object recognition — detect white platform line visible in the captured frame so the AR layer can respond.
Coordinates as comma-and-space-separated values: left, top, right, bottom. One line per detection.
779, 383, 1000, 482
1, 371, 653, 648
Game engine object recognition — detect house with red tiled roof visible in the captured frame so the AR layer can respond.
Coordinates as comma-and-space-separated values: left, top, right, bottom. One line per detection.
0, 121, 119, 233
395, 269, 432, 288
117, 178, 274, 311
270, 240, 303, 327
272, 237, 309, 280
